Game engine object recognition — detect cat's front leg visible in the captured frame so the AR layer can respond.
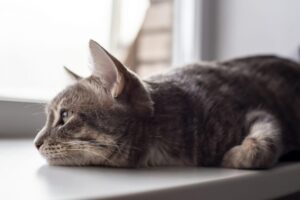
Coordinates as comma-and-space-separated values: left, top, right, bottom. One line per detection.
222, 110, 283, 169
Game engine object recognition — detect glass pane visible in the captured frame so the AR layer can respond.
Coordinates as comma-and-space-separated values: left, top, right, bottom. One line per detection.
0, 0, 174, 102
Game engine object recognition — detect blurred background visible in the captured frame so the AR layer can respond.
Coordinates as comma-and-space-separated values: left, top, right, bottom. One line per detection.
0, 0, 300, 102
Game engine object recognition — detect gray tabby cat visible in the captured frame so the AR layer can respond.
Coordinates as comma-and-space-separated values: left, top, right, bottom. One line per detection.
34, 40, 300, 169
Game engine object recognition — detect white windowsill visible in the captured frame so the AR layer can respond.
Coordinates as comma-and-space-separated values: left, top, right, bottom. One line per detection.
1, 139, 300, 200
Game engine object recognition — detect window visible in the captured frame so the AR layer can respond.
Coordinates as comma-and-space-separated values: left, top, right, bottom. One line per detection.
0, 0, 149, 102
0, 0, 176, 137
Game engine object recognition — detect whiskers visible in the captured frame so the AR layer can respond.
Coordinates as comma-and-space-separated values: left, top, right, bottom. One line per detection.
56, 140, 122, 165
67, 148, 111, 163
41, 139, 136, 166
60, 140, 120, 151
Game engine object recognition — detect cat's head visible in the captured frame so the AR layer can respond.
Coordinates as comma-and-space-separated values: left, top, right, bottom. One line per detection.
34, 40, 153, 166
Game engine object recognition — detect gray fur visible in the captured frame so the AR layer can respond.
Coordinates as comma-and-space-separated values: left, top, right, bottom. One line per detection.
34, 41, 300, 169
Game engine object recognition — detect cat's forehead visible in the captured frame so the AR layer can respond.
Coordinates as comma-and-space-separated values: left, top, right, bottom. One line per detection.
48, 81, 112, 111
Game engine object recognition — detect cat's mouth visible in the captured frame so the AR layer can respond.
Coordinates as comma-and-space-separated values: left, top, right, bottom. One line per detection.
38, 144, 70, 164
40, 148, 85, 166
37, 141, 117, 166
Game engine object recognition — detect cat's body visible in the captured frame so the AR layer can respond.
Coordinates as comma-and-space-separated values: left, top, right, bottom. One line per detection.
141, 56, 300, 167
34, 40, 300, 169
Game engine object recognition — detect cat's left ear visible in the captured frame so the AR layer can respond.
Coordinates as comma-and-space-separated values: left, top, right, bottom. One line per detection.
89, 40, 125, 98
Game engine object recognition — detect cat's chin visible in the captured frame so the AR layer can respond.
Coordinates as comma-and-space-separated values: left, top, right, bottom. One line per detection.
45, 157, 80, 166
45, 157, 131, 167
44, 155, 113, 167
42, 154, 84, 166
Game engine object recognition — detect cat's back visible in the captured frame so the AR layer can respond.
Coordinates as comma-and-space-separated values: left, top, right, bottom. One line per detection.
144, 55, 300, 166
218, 55, 300, 100
146, 55, 300, 121
147, 55, 300, 94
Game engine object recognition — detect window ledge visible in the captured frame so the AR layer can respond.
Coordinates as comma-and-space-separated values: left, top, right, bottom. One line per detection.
0, 99, 45, 137
1, 139, 300, 200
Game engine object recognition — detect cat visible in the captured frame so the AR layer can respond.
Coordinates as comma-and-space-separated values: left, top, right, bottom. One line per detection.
34, 40, 300, 169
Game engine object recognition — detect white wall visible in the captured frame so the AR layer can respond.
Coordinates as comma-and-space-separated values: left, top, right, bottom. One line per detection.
208, 0, 300, 61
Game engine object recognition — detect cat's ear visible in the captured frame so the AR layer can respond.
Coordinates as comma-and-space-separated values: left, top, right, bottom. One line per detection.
89, 40, 125, 98
88, 39, 153, 116
63, 66, 82, 81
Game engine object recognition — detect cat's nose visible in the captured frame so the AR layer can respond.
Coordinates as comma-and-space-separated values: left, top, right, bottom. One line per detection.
34, 127, 46, 150
35, 140, 44, 149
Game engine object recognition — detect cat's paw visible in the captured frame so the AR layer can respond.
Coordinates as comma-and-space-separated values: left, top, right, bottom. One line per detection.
222, 145, 245, 168
221, 138, 276, 169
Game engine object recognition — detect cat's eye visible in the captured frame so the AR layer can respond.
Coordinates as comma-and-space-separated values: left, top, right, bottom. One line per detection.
60, 110, 70, 125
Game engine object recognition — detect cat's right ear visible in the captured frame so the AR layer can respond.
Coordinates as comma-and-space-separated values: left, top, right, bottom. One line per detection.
88, 39, 154, 116
63, 66, 82, 81
89, 40, 125, 98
